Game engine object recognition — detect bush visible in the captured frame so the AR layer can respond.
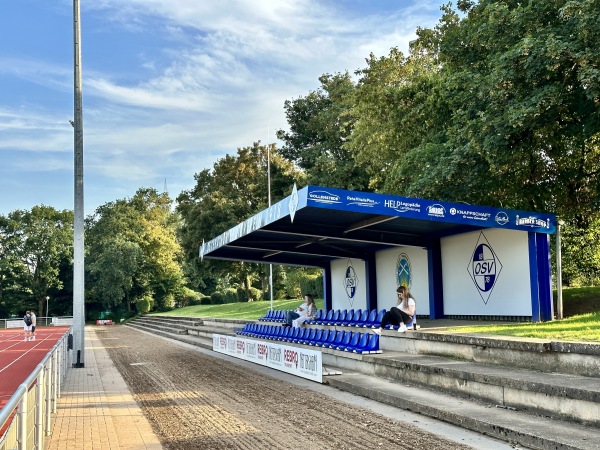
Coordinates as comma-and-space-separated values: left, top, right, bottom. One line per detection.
178, 287, 201, 307
200, 296, 212, 305
223, 288, 238, 304
211, 292, 224, 305
136, 298, 151, 314
248, 286, 262, 302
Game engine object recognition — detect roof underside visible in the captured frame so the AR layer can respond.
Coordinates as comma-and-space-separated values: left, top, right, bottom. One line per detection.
202, 206, 481, 267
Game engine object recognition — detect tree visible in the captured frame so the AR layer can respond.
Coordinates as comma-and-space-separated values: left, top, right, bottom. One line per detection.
0, 206, 73, 317
177, 143, 304, 298
86, 188, 185, 313
277, 73, 371, 191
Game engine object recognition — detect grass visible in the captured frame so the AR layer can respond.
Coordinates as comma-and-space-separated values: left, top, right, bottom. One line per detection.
152, 298, 325, 321
152, 286, 600, 342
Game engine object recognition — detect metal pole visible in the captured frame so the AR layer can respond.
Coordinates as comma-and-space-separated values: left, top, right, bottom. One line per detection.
267, 141, 274, 311
556, 220, 564, 320
72, 0, 85, 367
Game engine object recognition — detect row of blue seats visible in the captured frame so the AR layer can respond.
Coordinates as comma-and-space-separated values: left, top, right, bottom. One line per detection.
259, 308, 387, 328
237, 323, 381, 354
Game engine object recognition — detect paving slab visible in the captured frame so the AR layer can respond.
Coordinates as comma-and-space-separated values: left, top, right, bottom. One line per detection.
46, 326, 163, 450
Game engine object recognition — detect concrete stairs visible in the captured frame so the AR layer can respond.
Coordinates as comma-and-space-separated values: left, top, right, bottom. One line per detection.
126, 315, 600, 450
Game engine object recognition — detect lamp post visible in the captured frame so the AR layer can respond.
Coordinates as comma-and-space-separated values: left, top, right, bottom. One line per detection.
46, 296, 50, 326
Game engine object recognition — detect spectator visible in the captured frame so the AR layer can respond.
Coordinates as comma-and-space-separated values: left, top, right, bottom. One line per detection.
373, 286, 416, 334
292, 294, 317, 328
283, 294, 315, 327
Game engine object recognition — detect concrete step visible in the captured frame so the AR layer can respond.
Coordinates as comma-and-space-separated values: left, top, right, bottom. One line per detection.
325, 369, 600, 450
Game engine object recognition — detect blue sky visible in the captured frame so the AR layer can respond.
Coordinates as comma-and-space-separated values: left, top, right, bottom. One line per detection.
0, 0, 445, 216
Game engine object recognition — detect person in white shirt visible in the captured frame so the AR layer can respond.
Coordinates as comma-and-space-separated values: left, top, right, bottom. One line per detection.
292, 294, 317, 328
373, 286, 416, 334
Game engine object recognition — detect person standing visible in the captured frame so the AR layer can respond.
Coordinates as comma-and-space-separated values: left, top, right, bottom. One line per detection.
23, 311, 32, 337
373, 286, 416, 334
30, 311, 37, 337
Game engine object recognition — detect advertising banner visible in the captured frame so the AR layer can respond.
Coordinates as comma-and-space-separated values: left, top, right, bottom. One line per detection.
305, 186, 556, 234
212, 334, 323, 383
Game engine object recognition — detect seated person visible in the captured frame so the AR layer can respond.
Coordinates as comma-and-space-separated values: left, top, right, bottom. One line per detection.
292, 294, 317, 328
283, 294, 316, 327
373, 286, 415, 334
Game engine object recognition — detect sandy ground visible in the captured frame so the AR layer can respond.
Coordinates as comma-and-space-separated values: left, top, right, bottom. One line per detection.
97, 325, 476, 450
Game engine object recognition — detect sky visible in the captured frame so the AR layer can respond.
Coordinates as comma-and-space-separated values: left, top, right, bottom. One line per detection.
0, 0, 446, 217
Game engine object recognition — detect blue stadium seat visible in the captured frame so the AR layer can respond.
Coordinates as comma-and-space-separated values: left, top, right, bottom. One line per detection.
335, 331, 355, 350
355, 309, 371, 327
363, 334, 381, 353
317, 310, 333, 325
301, 328, 317, 345
343, 309, 361, 326
335, 309, 348, 326
306, 309, 323, 325
350, 333, 371, 353
329, 330, 346, 348
359, 309, 377, 327
293, 328, 308, 343
368, 309, 387, 328
323, 310, 339, 326
341, 332, 362, 351
315, 329, 331, 346
309, 329, 324, 346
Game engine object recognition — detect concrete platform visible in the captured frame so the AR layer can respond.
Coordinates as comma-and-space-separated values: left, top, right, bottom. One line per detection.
46, 326, 163, 450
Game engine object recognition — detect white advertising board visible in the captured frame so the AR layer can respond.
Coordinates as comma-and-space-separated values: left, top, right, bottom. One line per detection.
212, 334, 323, 383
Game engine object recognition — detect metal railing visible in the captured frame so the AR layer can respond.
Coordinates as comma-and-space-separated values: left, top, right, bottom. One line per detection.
0, 328, 71, 450
0, 317, 73, 329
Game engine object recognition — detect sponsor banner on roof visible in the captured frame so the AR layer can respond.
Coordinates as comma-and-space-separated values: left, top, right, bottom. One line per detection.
305, 186, 555, 234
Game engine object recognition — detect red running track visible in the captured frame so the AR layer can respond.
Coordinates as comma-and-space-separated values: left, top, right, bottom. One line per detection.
0, 326, 71, 411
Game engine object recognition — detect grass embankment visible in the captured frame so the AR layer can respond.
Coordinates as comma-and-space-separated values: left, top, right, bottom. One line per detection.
153, 286, 600, 342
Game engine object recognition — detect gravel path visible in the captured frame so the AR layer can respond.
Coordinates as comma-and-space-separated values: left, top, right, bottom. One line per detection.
97, 325, 474, 450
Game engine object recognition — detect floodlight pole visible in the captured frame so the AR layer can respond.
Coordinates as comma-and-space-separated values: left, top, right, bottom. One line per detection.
72, 0, 85, 367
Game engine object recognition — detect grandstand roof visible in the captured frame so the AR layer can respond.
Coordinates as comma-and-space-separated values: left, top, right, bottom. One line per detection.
199, 185, 556, 268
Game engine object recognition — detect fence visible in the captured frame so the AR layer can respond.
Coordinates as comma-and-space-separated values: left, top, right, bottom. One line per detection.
0, 328, 71, 450
0, 317, 73, 329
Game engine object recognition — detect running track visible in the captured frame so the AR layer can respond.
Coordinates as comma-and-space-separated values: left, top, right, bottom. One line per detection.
0, 326, 71, 411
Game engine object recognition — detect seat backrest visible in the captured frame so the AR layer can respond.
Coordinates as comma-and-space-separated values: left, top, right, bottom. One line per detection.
318, 329, 330, 345
324, 310, 334, 323
340, 331, 354, 347
333, 330, 346, 345
313, 309, 323, 321
313, 329, 323, 343
326, 330, 339, 345
348, 331, 361, 347
374, 309, 386, 325
355, 332, 370, 351
350, 309, 362, 324
366, 334, 380, 351
331, 310, 341, 324
306, 328, 317, 342
296, 328, 307, 340
338, 309, 348, 323
290, 328, 300, 339
282, 327, 293, 340
275, 310, 284, 321
366, 309, 377, 323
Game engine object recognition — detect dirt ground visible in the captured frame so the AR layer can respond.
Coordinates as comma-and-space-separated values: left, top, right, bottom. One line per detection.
97, 325, 475, 450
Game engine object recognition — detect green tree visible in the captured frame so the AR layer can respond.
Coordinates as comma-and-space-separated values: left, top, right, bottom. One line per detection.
0, 206, 73, 316
177, 143, 304, 298
277, 72, 371, 191
87, 188, 185, 312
